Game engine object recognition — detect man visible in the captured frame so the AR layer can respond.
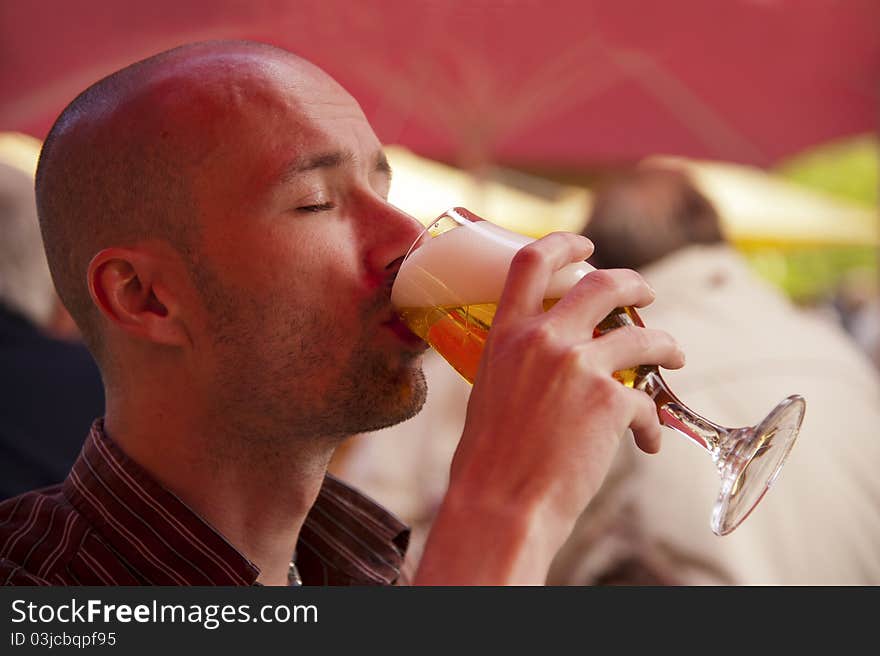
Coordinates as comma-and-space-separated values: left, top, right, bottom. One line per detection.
0, 41, 683, 585
0, 158, 104, 499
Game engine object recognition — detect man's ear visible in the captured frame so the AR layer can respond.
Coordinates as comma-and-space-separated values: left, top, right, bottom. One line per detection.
87, 246, 190, 347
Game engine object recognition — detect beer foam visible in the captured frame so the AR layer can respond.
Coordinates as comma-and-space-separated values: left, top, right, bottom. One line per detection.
391, 221, 595, 307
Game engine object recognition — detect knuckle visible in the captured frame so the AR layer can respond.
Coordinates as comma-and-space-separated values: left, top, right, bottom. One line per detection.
627, 268, 649, 287
655, 329, 679, 351
589, 374, 623, 408
616, 267, 647, 286
519, 321, 556, 350
559, 342, 589, 371
511, 243, 544, 269
582, 268, 653, 299
632, 326, 655, 352
617, 325, 652, 352
583, 268, 616, 291
647, 329, 682, 362
618, 268, 652, 295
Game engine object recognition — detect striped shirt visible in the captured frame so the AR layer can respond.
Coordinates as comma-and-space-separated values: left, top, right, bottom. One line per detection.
0, 421, 409, 585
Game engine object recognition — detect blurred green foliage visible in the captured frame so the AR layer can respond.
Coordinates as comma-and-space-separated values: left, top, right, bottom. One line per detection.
776, 134, 878, 208
756, 135, 879, 303
744, 245, 877, 303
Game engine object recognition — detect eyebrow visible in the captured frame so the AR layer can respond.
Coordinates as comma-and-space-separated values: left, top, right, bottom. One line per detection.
275, 150, 392, 184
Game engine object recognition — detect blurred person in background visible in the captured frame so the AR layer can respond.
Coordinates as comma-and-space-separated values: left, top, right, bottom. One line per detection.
547, 166, 880, 585
0, 160, 104, 499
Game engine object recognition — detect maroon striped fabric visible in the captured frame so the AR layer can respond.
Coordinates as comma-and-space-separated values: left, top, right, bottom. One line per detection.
0, 421, 409, 585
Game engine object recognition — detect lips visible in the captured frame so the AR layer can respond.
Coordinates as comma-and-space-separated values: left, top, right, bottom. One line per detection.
383, 313, 428, 350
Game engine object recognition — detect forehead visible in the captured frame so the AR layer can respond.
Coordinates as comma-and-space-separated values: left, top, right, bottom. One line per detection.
184, 54, 379, 188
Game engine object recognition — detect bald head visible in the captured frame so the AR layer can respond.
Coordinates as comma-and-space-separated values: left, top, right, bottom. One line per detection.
35, 41, 339, 361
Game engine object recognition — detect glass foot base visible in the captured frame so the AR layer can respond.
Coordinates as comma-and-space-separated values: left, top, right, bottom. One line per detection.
711, 395, 806, 536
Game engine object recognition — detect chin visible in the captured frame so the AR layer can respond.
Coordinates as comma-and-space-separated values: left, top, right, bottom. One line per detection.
369, 362, 429, 432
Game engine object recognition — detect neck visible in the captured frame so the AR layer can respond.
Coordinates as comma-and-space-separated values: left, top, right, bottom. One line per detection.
104, 391, 339, 587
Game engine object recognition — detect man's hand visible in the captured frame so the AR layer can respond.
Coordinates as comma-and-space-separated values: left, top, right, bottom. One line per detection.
414, 233, 685, 585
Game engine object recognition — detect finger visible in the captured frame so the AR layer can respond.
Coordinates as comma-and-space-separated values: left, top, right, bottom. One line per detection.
625, 387, 664, 454
590, 326, 685, 373
548, 268, 657, 334
495, 232, 594, 324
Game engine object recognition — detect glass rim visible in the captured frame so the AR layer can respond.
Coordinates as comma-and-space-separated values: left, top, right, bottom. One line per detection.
401, 207, 487, 263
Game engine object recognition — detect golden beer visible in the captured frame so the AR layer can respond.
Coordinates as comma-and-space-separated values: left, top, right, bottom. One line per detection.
398, 301, 651, 387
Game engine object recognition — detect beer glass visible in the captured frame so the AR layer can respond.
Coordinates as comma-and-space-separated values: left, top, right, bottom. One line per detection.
391, 207, 805, 535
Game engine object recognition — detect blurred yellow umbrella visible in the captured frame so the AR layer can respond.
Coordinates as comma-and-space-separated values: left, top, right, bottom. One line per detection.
0, 132, 41, 177
385, 145, 592, 238
387, 146, 877, 248
646, 155, 878, 249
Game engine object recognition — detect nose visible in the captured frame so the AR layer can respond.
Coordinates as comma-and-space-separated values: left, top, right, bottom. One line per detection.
363, 200, 426, 280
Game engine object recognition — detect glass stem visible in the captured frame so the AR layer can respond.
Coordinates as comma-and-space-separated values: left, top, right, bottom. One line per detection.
636, 367, 734, 463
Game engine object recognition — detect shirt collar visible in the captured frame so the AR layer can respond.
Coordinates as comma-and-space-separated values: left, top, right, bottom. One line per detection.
63, 420, 408, 585
297, 474, 409, 585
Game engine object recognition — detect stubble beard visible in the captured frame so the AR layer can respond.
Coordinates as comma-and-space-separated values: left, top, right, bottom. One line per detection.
199, 273, 428, 452
330, 330, 428, 437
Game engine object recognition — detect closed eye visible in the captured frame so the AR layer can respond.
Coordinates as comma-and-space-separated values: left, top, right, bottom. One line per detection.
296, 202, 335, 213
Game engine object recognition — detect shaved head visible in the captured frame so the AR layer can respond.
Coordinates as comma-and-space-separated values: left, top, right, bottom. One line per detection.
35, 41, 327, 362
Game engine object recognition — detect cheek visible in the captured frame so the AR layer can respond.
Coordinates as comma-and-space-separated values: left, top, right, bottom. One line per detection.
268, 222, 365, 298
259, 238, 365, 340
203, 219, 367, 337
